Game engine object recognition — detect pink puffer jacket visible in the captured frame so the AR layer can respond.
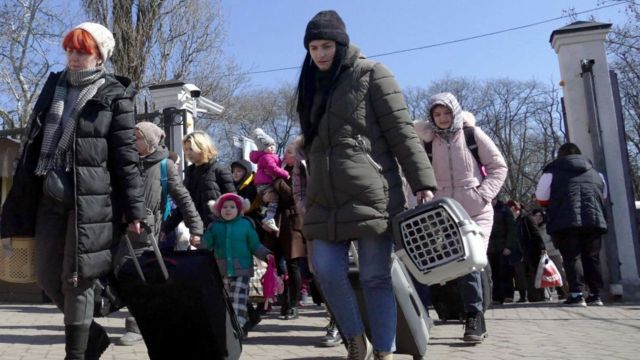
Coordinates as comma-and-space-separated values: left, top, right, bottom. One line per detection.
414, 111, 507, 250
249, 150, 290, 186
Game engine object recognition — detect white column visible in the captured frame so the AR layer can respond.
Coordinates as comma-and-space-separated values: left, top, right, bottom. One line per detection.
551, 22, 640, 292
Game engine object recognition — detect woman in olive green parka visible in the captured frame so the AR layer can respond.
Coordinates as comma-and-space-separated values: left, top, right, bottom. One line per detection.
297, 10, 436, 360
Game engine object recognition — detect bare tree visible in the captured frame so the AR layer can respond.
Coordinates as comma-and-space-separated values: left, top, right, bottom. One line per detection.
146, 0, 226, 83
404, 86, 430, 121
83, 0, 164, 89
478, 79, 564, 207
405, 76, 565, 208
426, 76, 485, 115
0, 0, 67, 129
83, 0, 247, 142
210, 83, 299, 164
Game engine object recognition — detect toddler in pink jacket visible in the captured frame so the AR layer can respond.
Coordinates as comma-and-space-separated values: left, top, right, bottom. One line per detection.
249, 128, 290, 232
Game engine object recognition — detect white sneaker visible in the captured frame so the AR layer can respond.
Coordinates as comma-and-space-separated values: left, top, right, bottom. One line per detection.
262, 218, 279, 233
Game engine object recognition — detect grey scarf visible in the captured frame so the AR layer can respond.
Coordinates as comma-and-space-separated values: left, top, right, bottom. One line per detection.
35, 67, 106, 175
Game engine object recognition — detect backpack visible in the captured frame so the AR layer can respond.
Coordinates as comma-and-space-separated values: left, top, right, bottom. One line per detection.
424, 126, 486, 177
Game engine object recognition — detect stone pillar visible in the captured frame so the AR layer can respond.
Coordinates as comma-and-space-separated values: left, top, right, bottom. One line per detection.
551, 21, 640, 298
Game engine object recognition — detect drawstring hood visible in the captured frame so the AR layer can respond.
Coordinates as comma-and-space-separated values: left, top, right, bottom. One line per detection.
427, 92, 464, 135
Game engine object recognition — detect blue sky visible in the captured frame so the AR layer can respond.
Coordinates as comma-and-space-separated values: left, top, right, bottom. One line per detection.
221, 0, 629, 90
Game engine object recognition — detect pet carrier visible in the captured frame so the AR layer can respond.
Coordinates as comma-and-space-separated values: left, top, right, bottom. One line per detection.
392, 198, 487, 285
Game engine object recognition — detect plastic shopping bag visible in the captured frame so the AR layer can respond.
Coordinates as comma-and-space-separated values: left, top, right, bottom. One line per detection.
249, 258, 268, 299
534, 254, 563, 288
260, 256, 284, 310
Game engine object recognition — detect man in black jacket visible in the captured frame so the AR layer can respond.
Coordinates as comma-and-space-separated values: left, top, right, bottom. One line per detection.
535, 143, 608, 307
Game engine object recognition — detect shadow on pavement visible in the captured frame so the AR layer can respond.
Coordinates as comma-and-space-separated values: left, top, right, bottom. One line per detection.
0, 304, 59, 314
244, 333, 321, 347
0, 334, 64, 344
287, 357, 343, 360
0, 325, 63, 332
252, 323, 324, 333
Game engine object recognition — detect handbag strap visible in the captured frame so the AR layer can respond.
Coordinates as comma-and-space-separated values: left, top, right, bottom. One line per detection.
160, 158, 171, 221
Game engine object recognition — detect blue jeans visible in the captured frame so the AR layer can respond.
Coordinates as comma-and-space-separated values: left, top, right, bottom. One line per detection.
457, 271, 483, 314
311, 235, 396, 352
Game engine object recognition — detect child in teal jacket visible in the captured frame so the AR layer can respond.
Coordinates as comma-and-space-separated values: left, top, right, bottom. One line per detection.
203, 193, 272, 333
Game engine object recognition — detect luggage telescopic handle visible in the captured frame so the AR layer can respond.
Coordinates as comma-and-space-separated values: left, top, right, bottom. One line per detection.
140, 222, 170, 282
123, 233, 146, 282
124, 222, 170, 283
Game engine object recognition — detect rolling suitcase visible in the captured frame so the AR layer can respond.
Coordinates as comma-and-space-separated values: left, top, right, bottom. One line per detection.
116, 228, 242, 360
346, 253, 430, 360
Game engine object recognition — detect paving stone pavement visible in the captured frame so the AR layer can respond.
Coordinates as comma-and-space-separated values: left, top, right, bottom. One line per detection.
1, 300, 639, 359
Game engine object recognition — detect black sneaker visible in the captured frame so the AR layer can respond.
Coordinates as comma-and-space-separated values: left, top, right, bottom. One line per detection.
463, 312, 487, 343
585, 295, 604, 306
563, 294, 587, 307
284, 307, 299, 320
319, 319, 342, 347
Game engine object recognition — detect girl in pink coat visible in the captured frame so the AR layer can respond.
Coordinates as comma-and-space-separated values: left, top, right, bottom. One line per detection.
414, 92, 507, 344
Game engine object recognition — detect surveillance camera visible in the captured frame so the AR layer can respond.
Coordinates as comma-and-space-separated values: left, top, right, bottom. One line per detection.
580, 59, 595, 72
183, 84, 201, 98
198, 96, 225, 115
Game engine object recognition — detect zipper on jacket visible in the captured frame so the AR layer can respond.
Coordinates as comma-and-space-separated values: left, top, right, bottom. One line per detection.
355, 135, 382, 172
324, 92, 339, 239
71, 127, 79, 288
447, 138, 455, 199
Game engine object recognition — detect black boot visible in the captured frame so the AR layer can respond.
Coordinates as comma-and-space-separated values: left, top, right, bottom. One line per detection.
462, 311, 487, 343
65, 324, 90, 360
85, 321, 110, 359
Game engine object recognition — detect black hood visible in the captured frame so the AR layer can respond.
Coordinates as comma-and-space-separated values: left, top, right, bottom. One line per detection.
545, 154, 593, 174
141, 144, 169, 169
231, 159, 254, 184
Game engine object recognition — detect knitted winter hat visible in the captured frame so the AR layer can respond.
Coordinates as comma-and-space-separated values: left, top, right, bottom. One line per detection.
304, 10, 350, 49
208, 193, 250, 217
71, 22, 115, 62
135, 122, 165, 153
253, 128, 276, 151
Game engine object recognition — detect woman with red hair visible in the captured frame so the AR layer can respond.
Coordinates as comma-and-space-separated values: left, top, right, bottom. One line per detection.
1, 22, 143, 359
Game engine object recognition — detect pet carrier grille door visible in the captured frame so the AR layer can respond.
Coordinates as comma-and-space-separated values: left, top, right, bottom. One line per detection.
392, 198, 487, 285
0, 237, 37, 283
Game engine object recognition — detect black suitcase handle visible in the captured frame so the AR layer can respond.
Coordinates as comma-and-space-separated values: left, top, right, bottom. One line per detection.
124, 222, 169, 282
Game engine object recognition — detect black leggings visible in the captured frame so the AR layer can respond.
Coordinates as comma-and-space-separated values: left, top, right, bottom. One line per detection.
282, 257, 304, 310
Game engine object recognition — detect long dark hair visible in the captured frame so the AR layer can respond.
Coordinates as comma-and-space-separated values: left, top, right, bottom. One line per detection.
296, 44, 347, 149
